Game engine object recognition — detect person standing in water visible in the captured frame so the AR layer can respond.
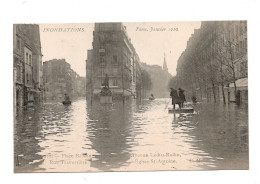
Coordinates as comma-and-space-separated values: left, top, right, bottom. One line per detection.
64, 93, 70, 101
170, 88, 181, 109
178, 88, 186, 108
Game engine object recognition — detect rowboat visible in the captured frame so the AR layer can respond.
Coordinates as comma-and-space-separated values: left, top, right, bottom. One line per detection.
62, 101, 71, 105
168, 108, 194, 113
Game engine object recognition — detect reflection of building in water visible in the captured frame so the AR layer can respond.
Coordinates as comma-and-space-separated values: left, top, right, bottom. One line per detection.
86, 23, 142, 100
43, 59, 86, 101
14, 103, 75, 172
14, 107, 44, 172
86, 100, 135, 170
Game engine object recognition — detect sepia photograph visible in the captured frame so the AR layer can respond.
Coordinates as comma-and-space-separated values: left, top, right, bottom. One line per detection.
13, 21, 248, 172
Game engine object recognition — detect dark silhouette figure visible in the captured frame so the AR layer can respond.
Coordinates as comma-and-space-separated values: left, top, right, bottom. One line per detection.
170, 88, 181, 109
178, 88, 186, 108
64, 93, 70, 101
149, 93, 155, 100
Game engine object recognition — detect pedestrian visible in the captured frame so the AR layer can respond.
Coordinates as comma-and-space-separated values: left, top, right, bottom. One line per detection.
149, 93, 155, 100
64, 93, 70, 101
170, 88, 181, 109
178, 88, 186, 108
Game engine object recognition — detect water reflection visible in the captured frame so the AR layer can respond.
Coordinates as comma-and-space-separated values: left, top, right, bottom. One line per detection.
14, 98, 248, 172
86, 100, 136, 170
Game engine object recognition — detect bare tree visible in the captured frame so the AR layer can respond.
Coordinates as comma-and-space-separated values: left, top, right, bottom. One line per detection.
215, 37, 239, 102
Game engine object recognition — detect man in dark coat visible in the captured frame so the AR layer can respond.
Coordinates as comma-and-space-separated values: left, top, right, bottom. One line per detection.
170, 88, 181, 109
64, 93, 70, 101
178, 88, 186, 108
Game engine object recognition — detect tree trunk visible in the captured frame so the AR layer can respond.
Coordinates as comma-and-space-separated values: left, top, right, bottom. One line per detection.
200, 88, 203, 101
221, 82, 226, 104
212, 82, 217, 103
232, 72, 237, 103
220, 62, 226, 104
205, 85, 209, 102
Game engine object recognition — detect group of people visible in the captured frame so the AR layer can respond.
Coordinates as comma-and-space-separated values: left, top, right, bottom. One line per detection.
170, 88, 186, 109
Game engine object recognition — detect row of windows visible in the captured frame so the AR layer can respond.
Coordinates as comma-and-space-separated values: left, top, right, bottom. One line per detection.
16, 37, 33, 66
25, 52, 32, 65
99, 68, 118, 76
101, 79, 118, 86
26, 73, 32, 85
99, 54, 118, 64
99, 52, 135, 69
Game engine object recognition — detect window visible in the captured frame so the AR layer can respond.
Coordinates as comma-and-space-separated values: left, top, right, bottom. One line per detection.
113, 68, 118, 75
26, 53, 28, 64
113, 79, 118, 86
29, 55, 32, 65
100, 68, 105, 76
26, 73, 29, 83
113, 55, 118, 64
16, 38, 20, 50
100, 55, 105, 63
16, 65, 21, 82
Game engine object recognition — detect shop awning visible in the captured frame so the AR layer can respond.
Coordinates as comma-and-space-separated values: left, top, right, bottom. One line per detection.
229, 77, 248, 90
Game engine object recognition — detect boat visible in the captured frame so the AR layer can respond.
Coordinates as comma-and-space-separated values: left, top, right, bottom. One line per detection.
168, 107, 194, 113
62, 100, 71, 105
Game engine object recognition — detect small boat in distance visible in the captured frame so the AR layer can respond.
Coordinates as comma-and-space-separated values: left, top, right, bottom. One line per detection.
63, 93, 71, 105
62, 100, 71, 105
149, 93, 155, 100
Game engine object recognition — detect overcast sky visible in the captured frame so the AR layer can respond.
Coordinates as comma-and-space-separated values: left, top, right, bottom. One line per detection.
39, 22, 201, 77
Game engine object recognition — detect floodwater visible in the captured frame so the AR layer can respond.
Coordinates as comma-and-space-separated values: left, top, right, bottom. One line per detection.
14, 98, 248, 172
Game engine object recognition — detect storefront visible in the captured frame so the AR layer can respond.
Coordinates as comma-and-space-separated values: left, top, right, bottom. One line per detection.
228, 77, 248, 104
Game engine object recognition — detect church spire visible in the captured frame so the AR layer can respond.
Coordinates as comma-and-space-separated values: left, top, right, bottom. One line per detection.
163, 52, 168, 72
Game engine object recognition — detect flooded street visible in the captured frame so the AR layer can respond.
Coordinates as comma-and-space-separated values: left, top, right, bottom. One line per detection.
14, 98, 248, 172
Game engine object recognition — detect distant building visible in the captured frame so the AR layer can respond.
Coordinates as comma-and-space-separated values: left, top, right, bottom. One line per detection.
141, 54, 172, 98
13, 24, 43, 111
86, 23, 142, 100
43, 59, 85, 101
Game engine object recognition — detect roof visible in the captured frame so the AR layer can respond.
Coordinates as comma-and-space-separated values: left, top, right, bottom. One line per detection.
229, 77, 248, 89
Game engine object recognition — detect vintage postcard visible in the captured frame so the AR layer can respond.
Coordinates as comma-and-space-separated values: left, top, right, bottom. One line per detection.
13, 21, 248, 172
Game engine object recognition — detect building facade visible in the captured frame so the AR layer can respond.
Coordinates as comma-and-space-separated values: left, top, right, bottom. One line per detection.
86, 23, 142, 100
43, 59, 85, 102
13, 24, 43, 112
175, 21, 247, 103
